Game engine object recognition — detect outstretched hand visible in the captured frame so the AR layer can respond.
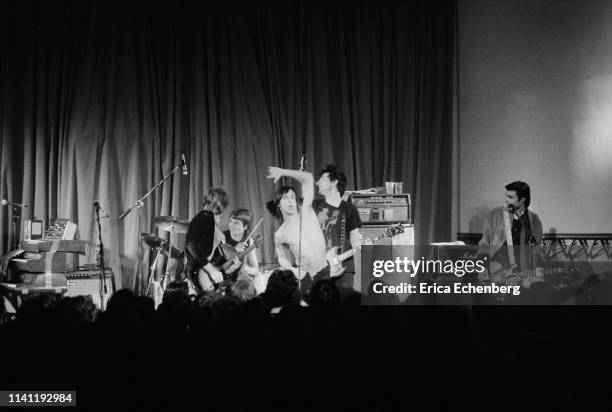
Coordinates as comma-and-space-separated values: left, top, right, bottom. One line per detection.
266, 166, 283, 183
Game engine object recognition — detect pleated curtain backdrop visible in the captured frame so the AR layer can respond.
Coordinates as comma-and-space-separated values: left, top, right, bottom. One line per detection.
0, 0, 456, 293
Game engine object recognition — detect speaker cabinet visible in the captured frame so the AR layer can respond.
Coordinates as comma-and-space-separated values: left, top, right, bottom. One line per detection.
66, 268, 116, 309
355, 224, 414, 297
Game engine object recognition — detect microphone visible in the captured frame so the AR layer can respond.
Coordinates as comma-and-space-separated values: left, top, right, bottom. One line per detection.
299, 154, 307, 171
94, 201, 110, 218
181, 153, 188, 176
1, 199, 28, 208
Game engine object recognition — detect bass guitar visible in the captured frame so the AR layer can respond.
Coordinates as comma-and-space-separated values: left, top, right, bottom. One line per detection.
197, 235, 263, 292
484, 260, 568, 288
475, 260, 580, 303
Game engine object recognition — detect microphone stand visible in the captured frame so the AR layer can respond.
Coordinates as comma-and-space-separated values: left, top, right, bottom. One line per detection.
94, 205, 107, 311
297, 157, 306, 292
11, 206, 21, 250
119, 159, 185, 295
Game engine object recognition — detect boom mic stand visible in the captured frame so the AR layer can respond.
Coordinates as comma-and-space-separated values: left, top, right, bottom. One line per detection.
119, 157, 186, 295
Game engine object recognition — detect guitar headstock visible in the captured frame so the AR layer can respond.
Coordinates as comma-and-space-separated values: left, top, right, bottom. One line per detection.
252, 234, 263, 248
384, 224, 405, 238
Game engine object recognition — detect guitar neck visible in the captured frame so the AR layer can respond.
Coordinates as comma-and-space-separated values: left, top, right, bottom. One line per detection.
504, 267, 564, 279
221, 243, 257, 271
335, 232, 393, 264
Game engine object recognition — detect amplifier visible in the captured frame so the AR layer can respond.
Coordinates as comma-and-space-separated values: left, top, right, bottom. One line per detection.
354, 224, 415, 299
66, 268, 116, 309
44, 218, 77, 240
351, 194, 411, 225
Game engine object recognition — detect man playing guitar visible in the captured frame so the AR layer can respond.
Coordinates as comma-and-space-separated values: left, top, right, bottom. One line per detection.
184, 187, 230, 293
313, 164, 363, 290
266, 166, 329, 299
477, 181, 544, 288
220, 208, 260, 280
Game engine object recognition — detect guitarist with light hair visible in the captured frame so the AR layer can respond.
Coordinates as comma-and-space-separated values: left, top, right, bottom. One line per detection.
184, 187, 229, 293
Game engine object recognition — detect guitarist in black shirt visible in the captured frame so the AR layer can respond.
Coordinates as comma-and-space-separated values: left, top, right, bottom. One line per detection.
314, 164, 364, 291
184, 187, 229, 293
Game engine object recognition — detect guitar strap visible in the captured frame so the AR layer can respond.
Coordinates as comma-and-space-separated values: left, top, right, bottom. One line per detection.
340, 213, 346, 254
206, 271, 219, 289
522, 207, 538, 271
503, 208, 516, 267
208, 226, 225, 261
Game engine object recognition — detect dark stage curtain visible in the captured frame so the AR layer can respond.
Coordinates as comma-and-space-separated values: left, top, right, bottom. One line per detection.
0, 0, 456, 292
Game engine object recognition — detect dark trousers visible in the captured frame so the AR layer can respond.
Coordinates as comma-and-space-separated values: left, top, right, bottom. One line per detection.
298, 267, 356, 303
298, 266, 331, 302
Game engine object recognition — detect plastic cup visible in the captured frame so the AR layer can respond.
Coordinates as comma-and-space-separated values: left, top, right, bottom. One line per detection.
385, 182, 394, 194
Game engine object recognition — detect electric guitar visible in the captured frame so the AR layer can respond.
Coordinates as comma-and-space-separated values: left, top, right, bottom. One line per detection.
474, 259, 581, 303
483, 260, 573, 287
325, 223, 405, 278
197, 235, 263, 292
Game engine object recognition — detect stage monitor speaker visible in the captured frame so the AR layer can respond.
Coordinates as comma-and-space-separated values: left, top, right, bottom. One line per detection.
355, 224, 414, 298
66, 268, 115, 309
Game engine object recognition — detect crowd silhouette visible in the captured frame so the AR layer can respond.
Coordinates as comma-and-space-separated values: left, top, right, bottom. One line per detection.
1, 270, 610, 410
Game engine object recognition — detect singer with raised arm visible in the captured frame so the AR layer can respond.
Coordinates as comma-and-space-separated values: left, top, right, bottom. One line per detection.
477, 181, 544, 287
266, 166, 328, 300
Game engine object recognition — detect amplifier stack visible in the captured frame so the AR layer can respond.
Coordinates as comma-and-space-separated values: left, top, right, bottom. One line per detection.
351, 193, 414, 297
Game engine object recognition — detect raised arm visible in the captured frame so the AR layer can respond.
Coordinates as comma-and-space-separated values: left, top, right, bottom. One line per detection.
267, 167, 315, 207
